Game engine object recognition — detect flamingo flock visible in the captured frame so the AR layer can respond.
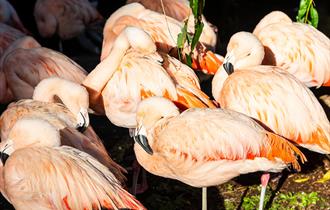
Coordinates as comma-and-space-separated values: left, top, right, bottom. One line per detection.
0, 0, 329, 210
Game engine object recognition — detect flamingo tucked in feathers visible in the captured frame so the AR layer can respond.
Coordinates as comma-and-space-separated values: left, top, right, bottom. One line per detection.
83, 26, 216, 128
0, 36, 87, 104
101, 3, 221, 74
253, 11, 330, 87
0, 118, 145, 210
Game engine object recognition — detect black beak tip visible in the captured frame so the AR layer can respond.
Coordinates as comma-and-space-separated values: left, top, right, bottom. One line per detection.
223, 62, 234, 75
134, 135, 153, 155
0, 152, 9, 165
77, 125, 87, 133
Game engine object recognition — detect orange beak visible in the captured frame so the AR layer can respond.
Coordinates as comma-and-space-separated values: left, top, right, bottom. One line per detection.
192, 51, 223, 75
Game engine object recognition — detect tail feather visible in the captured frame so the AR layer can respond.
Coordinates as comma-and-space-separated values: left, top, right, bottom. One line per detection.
265, 132, 307, 171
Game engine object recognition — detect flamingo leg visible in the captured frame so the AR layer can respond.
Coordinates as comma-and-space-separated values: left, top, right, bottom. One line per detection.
258, 173, 270, 210
202, 187, 207, 210
130, 159, 149, 195
59, 39, 63, 53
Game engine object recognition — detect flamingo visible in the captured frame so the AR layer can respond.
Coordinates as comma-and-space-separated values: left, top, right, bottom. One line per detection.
0, 0, 29, 33
133, 96, 306, 210
0, 118, 145, 210
126, 0, 190, 22
34, 0, 104, 53
83, 26, 216, 128
101, 3, 221, 74
212, 31, 330, 154
0, 37, 87, 104
0, 23, 25, 58
253, 11, 330, 87
0, 77, 127, 183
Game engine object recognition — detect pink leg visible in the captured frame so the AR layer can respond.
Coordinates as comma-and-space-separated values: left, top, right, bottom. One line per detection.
259, 173, 270, 210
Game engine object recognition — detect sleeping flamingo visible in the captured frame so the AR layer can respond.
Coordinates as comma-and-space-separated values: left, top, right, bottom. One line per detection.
0, 77, 126, 183
0, 36, 87, 104
212, 32, 330, 154
34, 0, 104, 53
83, 26, 216, 128
0, 118, 145, 210
212, 32, 330, 197
101, 3, 221, 74
0, 0, 29, 33
126, 0, 190, 21
253, 11, 330, 87
133, 96, 306, 210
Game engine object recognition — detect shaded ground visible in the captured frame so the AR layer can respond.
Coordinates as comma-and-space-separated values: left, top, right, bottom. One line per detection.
1, 0, 329, 209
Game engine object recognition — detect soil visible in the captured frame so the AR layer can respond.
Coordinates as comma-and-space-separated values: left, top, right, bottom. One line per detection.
1, 0, 330, 209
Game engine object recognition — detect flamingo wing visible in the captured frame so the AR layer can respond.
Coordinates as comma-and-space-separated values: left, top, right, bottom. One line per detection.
219, 67, 330, 153
161, 54, 216, 108
126, 0, 190, 21
2, 47, 87, 100
2, 146, 145, 210
0, 99, 76, 140
254, 22, 330, 87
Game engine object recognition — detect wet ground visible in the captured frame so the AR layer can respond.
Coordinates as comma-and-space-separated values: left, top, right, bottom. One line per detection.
1, 0, 330, 209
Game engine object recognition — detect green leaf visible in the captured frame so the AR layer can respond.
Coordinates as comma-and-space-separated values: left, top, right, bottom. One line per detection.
296, 0, 308, 21
190, 0, 199, 17
310, 6, 319, 27
185, 53, 192, 67
177, 20, 188, 49
191, 22, 204, 51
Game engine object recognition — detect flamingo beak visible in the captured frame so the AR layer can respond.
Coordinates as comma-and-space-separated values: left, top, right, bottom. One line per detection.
192, 51, 223, 75
77, 108, 89, 133
223, 62, 234, 75
0, 140, 14, 165
133, 125, 153, 155
0, 152, 9, 165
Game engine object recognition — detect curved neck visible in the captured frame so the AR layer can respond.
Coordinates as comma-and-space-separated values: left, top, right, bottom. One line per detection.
83, 26, 157, 93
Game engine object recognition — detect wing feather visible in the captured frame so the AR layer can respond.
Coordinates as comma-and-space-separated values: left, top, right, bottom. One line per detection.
220, 67, 330, 153
3, 146, 145, 210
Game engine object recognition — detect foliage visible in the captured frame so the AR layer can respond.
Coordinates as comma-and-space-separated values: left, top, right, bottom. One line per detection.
223, 184, 325, 210
296, 0, 319, 28
177, 0, 205, 66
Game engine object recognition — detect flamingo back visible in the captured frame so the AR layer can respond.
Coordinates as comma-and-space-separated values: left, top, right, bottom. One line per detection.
219, 66, 330, 153
2, 146, 145, 210
254, 21, 330, 87
135, 108, 305, 187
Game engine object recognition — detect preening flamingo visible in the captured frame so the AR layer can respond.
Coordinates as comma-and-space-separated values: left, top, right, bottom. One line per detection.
0, 118, 145, 210
0, 77, 126, 183
212, 32, 330, 154
101, 3, 221, 74
0, 38, 87, 104
253, 11, 330, 87
0, 0, 29, 33
133, 96, 306, 210
83, 26, 216, 128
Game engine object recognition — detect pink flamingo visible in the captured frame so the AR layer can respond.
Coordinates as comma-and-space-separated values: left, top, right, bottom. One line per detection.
253, 11, 330, 87
101, 3, 221, 74
0, 118, 145, 210
133, 96, 306, 210
0, 36, 87, 104
0, 0, 29, 33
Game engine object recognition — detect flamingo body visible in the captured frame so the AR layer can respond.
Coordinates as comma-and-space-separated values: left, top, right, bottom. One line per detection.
34, 0, 103, 39
253, 11, 330, 87
134, 97, 305, 187
0, 43, 87, 103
